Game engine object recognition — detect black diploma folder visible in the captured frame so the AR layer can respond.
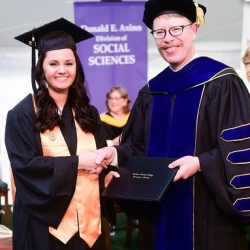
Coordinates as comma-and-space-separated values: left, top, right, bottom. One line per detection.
101, 156, 178, 203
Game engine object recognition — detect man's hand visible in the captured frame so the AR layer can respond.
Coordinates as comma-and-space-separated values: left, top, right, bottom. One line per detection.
104, 171, 120, 188
168, 156, 200, 182
78, 150, 100, 171
78, 147, 117, 174
95, 147, 116, 167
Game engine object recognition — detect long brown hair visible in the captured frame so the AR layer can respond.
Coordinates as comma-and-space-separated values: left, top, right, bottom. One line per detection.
34, 49, 95, 133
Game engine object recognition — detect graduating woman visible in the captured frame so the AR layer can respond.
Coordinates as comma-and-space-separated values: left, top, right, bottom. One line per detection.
5, 18, 116, 250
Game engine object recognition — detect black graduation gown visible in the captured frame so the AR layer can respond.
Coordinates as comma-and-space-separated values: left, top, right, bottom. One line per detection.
5, 94, 115, 250
101, 112, 125, 140
116, 62, 250, 250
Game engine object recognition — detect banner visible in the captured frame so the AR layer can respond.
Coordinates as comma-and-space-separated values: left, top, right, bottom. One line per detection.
74, 1, 147, 113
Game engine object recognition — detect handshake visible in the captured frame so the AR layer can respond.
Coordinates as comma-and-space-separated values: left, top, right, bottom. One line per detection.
78, 146, 120, 187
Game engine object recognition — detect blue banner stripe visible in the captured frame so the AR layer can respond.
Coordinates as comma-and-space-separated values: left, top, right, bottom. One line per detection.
221, 124, 250, 141
234, 198, 250, 212
227, 149, 250, 164
231, 175, 250, 189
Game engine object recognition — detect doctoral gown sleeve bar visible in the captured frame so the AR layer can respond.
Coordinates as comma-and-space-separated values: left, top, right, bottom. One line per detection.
197, 74, 250, 223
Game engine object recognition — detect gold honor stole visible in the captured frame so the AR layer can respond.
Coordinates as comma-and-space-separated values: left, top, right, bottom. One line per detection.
100, 113, 130, 127
40, 121, 101, 247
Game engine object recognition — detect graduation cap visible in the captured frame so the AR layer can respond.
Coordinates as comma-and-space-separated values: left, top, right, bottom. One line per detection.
15, 18, 94, 93
143, 0, 206, 29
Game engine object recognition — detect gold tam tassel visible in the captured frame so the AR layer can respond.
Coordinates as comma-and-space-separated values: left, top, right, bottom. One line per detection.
194, 2, 205, 26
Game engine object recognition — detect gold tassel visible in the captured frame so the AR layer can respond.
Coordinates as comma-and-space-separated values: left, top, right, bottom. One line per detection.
194, 2, 205, 26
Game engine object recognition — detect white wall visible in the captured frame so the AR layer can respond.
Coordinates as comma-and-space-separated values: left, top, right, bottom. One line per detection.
0, 47, 32, 203
241, 1, 250, 81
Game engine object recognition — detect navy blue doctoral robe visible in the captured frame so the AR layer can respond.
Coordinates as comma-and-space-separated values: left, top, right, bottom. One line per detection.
117, 57, 250, 250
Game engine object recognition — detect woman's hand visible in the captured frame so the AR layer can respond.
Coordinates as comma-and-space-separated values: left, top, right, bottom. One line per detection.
78, 150, 103, 171
168, 156, 200, 182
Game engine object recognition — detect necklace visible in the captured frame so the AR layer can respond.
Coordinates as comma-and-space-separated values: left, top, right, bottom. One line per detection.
49, 130, 56, 141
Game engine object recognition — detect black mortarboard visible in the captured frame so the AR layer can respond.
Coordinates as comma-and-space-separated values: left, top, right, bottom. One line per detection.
14, 18, 94, 93
143, 0, 207, 29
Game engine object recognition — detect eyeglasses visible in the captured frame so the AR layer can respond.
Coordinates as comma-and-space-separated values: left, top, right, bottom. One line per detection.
150, 23, 193, 39
108, 97, 123, 101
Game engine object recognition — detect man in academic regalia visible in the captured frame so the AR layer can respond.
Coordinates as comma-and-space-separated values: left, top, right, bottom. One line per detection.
96, 0, 250, 250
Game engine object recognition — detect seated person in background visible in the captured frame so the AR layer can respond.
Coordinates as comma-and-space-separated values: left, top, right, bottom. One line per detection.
243, 46, 250, 84
100, 85, 131, 146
